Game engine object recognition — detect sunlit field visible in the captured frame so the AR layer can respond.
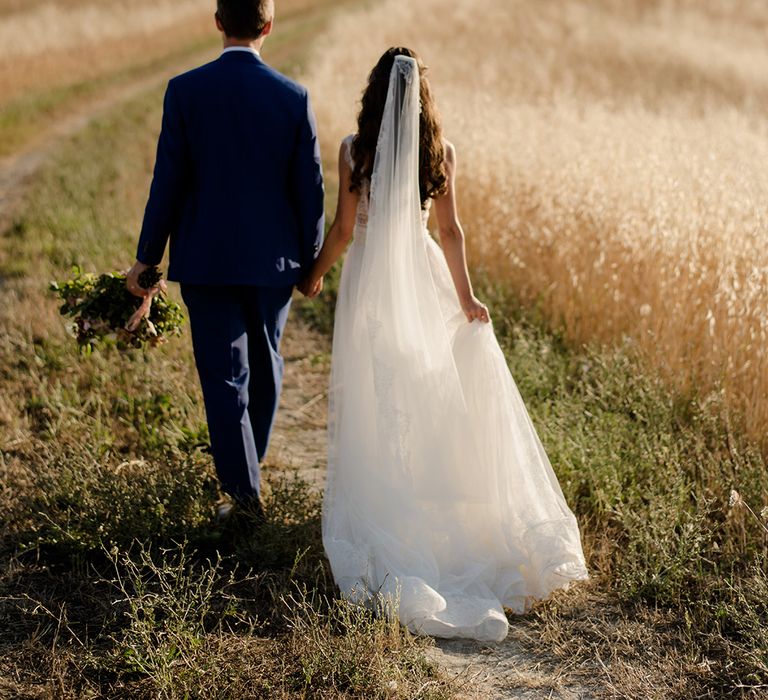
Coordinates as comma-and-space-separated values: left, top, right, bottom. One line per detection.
1, 0, 767, 697
304, 0, 768, 452
0, 0, 330, 156
0, 0, 214, 102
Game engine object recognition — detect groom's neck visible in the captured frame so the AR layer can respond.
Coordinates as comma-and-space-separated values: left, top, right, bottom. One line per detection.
222, 36, 265, 52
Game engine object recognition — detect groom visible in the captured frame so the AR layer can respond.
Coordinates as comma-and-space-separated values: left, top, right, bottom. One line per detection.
126, 0, 325, 516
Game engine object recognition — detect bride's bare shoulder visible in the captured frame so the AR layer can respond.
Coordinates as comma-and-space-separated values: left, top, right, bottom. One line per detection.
443, 138, 457, 171
338, 134, 356, 168
339, 134, 355, 160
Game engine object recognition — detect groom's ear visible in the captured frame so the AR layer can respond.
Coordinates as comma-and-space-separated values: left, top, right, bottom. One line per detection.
260, 19, 273, 38
215, 11, 225, 33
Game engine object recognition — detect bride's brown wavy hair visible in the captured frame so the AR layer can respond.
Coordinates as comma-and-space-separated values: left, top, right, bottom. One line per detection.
350, 47, 447, 208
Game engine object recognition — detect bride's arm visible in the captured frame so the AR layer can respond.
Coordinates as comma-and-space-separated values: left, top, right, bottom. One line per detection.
433, 142, 490, 323
299, 141, 359, 297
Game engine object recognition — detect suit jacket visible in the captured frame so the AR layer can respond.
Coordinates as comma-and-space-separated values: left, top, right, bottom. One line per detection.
136, 50, 325, 286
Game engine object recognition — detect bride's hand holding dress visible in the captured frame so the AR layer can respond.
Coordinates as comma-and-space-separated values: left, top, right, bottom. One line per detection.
431, 141, 490, 325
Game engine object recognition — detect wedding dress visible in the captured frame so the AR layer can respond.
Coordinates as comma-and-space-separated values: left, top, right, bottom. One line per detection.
321, 56, 589, 642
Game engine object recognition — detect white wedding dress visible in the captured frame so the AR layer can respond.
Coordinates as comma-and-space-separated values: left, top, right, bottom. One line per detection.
321, 56, 589, 642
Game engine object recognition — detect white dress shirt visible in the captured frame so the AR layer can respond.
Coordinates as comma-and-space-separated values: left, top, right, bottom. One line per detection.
221, 46, 261, 58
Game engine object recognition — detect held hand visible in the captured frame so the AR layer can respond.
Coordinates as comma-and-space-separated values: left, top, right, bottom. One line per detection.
298, 275, 323, 298
308, 276, 324, 298
462, 295, 490, 323
126, 260, 150, 298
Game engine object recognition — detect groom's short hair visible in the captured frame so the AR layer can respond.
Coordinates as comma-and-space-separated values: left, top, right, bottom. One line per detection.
216, 0, 274, 39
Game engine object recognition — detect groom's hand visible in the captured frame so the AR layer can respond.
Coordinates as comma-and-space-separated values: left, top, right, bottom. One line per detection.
126, 260, 150, 298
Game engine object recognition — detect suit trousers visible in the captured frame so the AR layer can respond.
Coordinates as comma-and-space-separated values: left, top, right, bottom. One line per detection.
180, 283, 293, 502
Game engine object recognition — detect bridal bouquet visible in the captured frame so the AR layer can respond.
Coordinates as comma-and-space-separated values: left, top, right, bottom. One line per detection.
50, 266, 184, 353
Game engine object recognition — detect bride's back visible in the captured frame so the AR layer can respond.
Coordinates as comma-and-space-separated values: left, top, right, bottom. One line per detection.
342, 133, 435, 237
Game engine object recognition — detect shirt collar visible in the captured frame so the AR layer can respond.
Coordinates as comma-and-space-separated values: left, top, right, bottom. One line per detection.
221, 46, 261, 57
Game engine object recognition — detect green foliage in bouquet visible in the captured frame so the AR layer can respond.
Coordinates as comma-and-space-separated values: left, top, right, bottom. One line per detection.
50, 266, 185, 353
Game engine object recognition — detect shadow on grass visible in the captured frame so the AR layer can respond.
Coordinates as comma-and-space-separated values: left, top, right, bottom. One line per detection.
0, 467, 457, 699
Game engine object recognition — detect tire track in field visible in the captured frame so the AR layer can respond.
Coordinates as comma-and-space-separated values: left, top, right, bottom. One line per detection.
0, 51, 214, 233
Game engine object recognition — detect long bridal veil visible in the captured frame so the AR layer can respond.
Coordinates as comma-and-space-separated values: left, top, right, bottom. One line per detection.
322, 55, 589, 642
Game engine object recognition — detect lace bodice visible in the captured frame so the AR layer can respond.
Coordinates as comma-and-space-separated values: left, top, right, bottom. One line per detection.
342, 134, 431, 233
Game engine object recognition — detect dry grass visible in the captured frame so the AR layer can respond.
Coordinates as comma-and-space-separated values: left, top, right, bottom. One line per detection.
0, 1, 214, 104
0, 0, 212, 58
303, 0, 768, 453
0, 0, 333, 150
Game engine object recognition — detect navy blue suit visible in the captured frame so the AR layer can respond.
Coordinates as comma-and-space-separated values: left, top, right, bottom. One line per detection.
136, 49, 324, 502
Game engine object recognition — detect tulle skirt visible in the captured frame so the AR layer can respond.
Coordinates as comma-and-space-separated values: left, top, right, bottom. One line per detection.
321, 229, 589, 642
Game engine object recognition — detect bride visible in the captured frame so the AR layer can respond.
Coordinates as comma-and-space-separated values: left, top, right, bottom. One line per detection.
299, 47, 589, 642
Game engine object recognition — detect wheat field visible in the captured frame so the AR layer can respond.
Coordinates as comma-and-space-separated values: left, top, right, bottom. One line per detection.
304, 0, 768, 451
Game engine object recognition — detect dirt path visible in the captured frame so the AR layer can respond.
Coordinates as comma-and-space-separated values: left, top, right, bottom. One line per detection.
428, 637, 600, 699
0, 29, 603, 700
273, 321, 601, 699
0, 51, 216, 233
268, 319, 330, 488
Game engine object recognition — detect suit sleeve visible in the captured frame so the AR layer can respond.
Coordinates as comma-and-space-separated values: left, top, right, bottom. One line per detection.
291, 90, 325, 270
136, 80, 189, 266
